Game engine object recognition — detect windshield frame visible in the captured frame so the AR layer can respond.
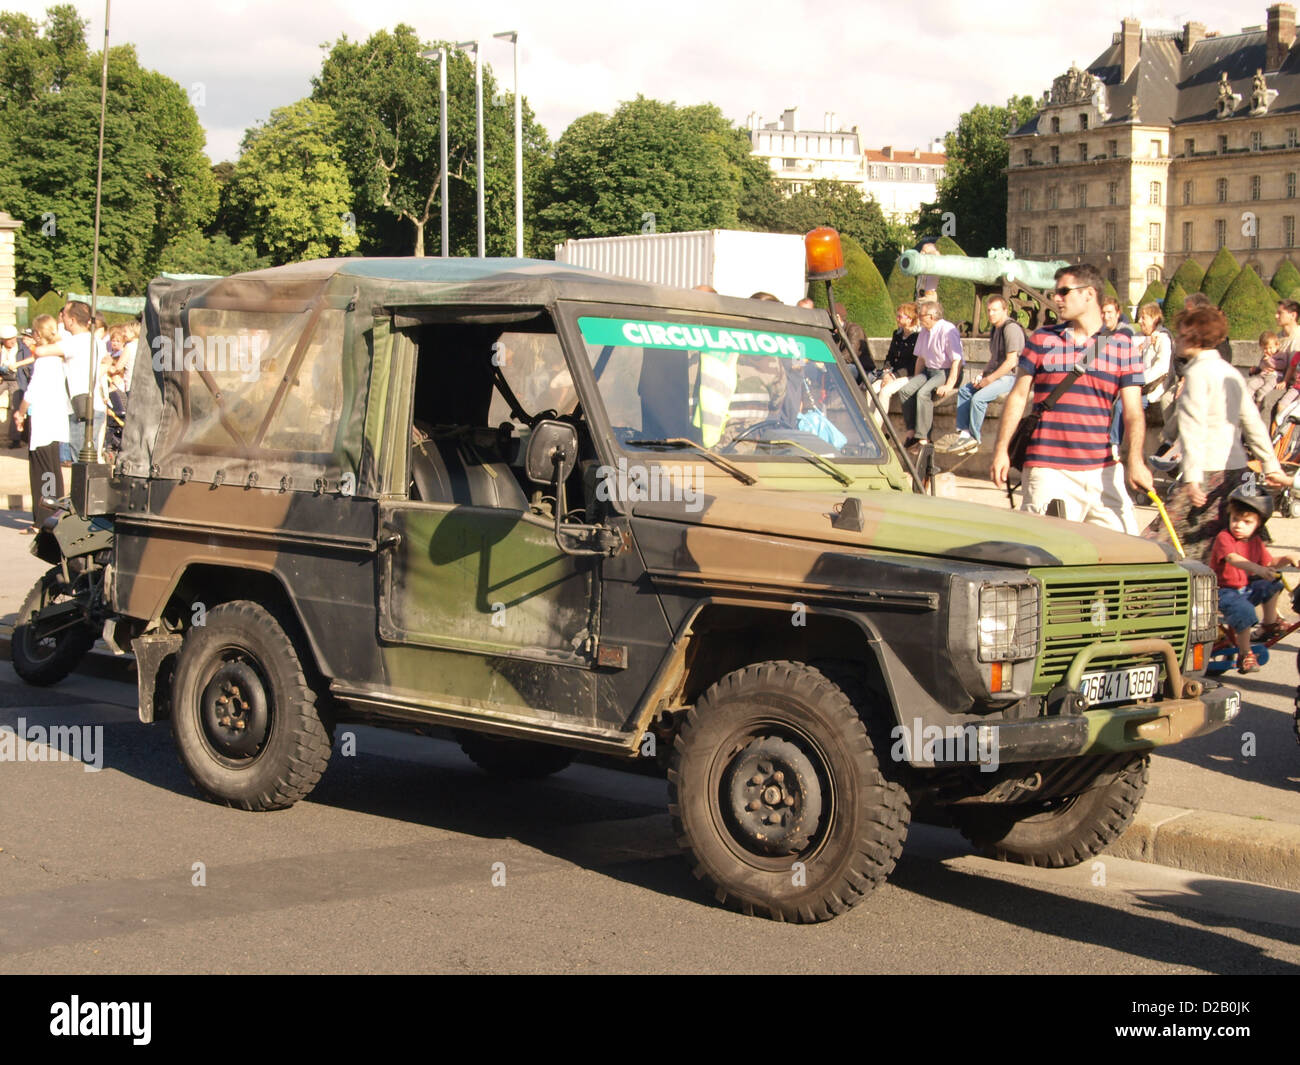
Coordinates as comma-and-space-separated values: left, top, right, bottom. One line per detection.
554, 299, 890, 474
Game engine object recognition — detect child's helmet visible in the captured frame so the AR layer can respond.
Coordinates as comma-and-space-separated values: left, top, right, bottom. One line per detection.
1227, 481, 1274, 522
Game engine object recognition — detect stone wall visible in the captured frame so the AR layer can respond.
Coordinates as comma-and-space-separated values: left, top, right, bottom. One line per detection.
0, 212, 18, 332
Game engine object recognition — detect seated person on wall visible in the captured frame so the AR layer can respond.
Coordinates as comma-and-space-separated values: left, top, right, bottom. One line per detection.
935, 294, 1024, 456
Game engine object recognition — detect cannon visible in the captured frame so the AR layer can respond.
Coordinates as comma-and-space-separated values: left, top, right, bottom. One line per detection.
898, 248, 1071, 333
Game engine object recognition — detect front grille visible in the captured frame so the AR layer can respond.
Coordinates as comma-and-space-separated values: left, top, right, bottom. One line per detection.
1033, 573, 1189, 692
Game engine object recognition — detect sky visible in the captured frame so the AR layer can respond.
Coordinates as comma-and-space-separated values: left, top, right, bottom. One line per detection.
7, 0, 1289, 163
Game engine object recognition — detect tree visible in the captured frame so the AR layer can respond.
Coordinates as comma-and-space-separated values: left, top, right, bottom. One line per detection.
915, 95, 1039, 257
1200, 247, 1240, 305
223, 100, 358, 263
885, 258, 914, 308
1272, 258, 1300, 299
1219, 264, 1281, 340
810, 234, 895, 336
1168, 257, 1205, 294
1135, 279, 1165, 309
741, 179, 895, 257
1162, 279, 1188, 319
0, 8, 216, 293
312, 27, 550, 257
158, 231, 269, 276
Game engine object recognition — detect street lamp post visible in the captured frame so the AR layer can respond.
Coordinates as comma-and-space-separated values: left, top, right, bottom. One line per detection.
493, 31, 523, 258
419, 46, 449, 257
82, 0, 110, 464
456, 39, 486, 257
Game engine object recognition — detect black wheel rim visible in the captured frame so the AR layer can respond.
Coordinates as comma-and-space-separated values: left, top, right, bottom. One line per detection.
708, 716, 835, 871
197, 653, 271, 763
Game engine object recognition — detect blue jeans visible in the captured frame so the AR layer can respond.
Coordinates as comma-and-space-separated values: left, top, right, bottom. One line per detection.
897, 367, 948, 439
1109, 395, 1148, 447
955, 374, 1015, 442
1219, 579, 1283, 632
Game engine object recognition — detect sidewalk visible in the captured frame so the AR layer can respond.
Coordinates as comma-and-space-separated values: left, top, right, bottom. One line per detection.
1, 470, 1297, 889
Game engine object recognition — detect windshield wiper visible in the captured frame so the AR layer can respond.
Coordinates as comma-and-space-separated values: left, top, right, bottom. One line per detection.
622, 438, 758, 485
758, 439, 855, 486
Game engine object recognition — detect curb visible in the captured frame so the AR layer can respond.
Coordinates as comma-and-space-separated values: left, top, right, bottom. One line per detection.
2, 628, 1298, 890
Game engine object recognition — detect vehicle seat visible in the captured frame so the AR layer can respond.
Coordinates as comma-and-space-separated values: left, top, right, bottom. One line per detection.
436, 438, 530, 510
409, 426, 454, 502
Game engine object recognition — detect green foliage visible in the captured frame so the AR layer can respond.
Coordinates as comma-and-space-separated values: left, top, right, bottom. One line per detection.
740, 178, 899, 260
312, 26, 551, 257
885, 258, 914, 309
1168, 257, 1204, 294
224, 99, 358, 263
1219, 264, 1282, 340
0, 11, 216, 293
1135, 279, 1165, 310
31, 289, 64, 320
810, 234, 895, 336
1162, 278, 1189, 318
1200, 247, 1240, 304
158, 231, 269, 276
915, 95, 1039, 256
1272, 258, 1300, 298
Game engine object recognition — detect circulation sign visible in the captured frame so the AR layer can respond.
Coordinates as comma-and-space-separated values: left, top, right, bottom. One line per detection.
577, 317, 834, 363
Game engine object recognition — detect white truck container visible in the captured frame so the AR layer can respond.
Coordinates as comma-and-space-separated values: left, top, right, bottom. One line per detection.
554, 230, 808, 306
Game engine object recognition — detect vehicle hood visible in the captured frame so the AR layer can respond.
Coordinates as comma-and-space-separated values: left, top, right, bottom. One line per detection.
631, 485, 1172, 568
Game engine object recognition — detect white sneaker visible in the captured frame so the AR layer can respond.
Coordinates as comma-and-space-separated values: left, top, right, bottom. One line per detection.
937, 431, 975, 453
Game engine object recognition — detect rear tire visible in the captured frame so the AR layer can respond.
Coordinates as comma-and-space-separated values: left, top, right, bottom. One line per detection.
668, 660, 909, 922
171, 601, 330, 811
11, 568, 96, 686
951, 754, 1148, 867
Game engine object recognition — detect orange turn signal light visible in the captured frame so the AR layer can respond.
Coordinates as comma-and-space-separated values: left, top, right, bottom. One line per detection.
805, 227, 847, 280
1193, 643, 1205, 671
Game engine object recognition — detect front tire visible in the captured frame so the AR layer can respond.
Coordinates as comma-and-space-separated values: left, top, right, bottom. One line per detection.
951, 754, 1148, 867
668, 661, 909, 922
171, 601, 330, 811
11, 568, 96, 686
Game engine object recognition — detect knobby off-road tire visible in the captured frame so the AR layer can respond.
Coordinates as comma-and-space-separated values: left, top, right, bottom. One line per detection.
171, 601, 330, 811
11, 568, 96, 686
458, 733, 575, 779
951, 753, 1149, 867
668, 661, 910, 923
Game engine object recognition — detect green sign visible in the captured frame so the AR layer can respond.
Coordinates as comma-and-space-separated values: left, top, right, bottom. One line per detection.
578, 316, 834, 363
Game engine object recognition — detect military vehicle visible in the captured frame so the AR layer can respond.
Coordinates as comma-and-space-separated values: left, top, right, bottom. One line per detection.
12, 233, 1239, 922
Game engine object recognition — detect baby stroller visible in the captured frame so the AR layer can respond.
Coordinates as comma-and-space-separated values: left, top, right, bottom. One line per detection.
1270, 399, 1300, 518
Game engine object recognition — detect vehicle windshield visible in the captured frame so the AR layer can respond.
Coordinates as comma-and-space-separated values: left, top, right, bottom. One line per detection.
576, 314, 885, 462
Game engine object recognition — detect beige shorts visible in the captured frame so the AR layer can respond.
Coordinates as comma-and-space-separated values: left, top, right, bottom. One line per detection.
1021, 463, 1137, 535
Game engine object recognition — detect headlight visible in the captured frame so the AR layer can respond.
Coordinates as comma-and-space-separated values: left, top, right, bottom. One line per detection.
977, 582, 1040, 662
1189, 571, 1217, 644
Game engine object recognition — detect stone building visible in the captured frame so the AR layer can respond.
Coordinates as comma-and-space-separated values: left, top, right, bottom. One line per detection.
1006, 4, 1300, 304
746, 108, 866, 193
863, 144, 947, 221
0, 211, 19, 330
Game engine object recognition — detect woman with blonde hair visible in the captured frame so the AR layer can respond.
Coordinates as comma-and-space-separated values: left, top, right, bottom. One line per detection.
872, 302, 920, 409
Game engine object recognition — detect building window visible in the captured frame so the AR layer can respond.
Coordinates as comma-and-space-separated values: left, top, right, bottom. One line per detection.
886, 167, 895, 179
1148, 223, 1161, 252
1250, 226, 1259, 250
1018, 227, 1032, 254
1079, 143, 1088, 161
1252, 175, 1262, 200
1286, 216, 1296, 248
1049, 145, 1060, 164
1047, 186, 1059, 209
1183, 179, 1193, 205
1108, 267, 1118, 283
1147, 267, 1161, 285
1289, 172, 1297, 198
1105, 222, 1116, 251
1046, 226, 1058, 255
1150, 140, 1162, 157
1079, 114, 1089, 131
1290, 129, 1298, 148
1219, 134, 1229, 153
901, 166, 910, 180
1074, 224, 1086, 253
1150, 181, 1162, 206
1022, 149, 1033, 165
1217, 178, 1229, 203
1051, 116, 1060, 133
1252, 131, 1264, 151
1019, 188, 1033, 211
1216, 218, 1227, 248
1182, 221, 1193, 251
784, 158, 797, 169
1184, 137, 1195, 156
1107, 181, 1118, 206
1108, 139, 1118, 157
1076, 183, 1087, 208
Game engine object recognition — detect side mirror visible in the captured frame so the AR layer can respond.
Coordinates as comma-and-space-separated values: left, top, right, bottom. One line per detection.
524, 420, 578, 486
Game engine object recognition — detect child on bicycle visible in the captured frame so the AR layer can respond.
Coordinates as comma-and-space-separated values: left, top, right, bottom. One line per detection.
1211, 484, 1299, 672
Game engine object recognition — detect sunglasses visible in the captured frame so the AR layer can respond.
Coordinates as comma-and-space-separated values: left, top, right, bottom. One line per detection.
1054, 284, 1088, 297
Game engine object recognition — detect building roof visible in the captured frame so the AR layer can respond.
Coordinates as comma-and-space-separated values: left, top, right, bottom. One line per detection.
1012, 23, 1300, 135
864, 148, 946, 164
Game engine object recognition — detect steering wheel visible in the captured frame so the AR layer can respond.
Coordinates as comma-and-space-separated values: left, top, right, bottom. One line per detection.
721, 419, 787, 452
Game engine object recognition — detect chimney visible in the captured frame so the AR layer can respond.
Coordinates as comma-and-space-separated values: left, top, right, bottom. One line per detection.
881, 146, 893, 159
1182, 21, 1205, 53
1268, 4, 1296, 71
781, 107, 797, 131
1121, 17, 1141, 80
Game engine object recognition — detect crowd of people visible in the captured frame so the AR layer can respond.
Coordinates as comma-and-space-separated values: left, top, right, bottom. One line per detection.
0, 301, 137, 534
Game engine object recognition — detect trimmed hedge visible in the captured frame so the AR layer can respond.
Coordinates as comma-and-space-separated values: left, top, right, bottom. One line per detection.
812, 233, 897, 337
1273, 258, 1300, 299
1135, 279, 1166, 310
885, 258, 914, 309
1169, 257, 1204, 293
1219, 264, 1281, 340
1162, 279, 1189, 319
1200, 246, 1240, 304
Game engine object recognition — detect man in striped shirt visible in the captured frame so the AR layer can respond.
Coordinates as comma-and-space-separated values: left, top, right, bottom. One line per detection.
990, 263, 1153, 533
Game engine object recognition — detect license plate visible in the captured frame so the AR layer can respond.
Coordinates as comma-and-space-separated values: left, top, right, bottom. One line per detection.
1079, 664, 1160, 706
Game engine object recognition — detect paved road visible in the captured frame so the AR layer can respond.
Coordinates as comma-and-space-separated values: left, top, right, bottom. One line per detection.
1, 666, 1298, 974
